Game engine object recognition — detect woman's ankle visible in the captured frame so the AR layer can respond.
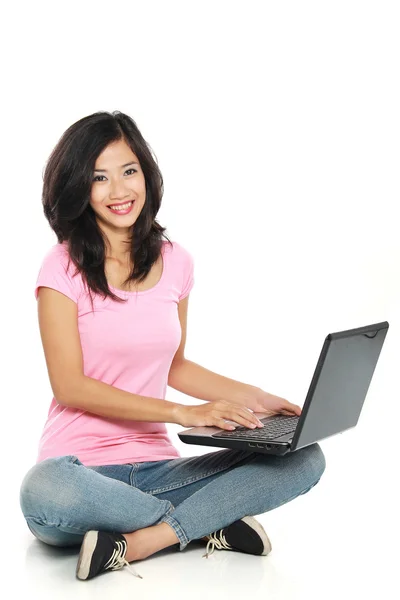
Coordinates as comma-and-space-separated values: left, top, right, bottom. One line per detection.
123, 523, 180, 562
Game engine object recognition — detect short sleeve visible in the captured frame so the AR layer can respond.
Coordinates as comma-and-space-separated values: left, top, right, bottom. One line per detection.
34, 244, 80, 303
177, 243, 195, 301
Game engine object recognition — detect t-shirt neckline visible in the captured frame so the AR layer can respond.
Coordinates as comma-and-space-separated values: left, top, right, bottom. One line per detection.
108, 241, 167, 296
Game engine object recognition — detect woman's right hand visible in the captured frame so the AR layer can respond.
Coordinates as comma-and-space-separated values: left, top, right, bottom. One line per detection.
173, 400, 264, 431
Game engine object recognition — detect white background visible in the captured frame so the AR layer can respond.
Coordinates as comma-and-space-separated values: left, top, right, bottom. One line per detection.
2, 1, 399, 598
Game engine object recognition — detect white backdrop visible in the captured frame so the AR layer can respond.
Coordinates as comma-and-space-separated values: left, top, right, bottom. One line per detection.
2, 1, 399, 598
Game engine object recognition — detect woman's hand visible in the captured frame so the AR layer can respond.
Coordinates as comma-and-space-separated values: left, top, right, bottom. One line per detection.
173, 400, 265, 431
236, 385, 302, 417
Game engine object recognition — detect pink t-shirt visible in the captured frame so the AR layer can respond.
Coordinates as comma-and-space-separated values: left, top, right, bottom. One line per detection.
34, 240, 194, 466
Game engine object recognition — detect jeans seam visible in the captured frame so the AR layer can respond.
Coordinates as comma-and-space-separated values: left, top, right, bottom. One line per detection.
26, 501, 176, 536
25, 516, 89, 535
129, 463, 140, 487
144, 455, 251, 495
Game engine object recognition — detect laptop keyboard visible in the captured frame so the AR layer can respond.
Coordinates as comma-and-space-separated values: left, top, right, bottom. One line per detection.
212, 415, 299, 441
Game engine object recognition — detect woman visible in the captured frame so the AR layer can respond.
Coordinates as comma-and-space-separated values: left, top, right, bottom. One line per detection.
19, 110, 326, 581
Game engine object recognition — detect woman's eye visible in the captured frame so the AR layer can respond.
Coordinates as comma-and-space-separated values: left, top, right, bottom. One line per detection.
92, 168, 137, 182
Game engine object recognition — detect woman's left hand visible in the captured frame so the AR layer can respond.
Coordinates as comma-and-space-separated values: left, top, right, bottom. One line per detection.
236, 385, 302, 417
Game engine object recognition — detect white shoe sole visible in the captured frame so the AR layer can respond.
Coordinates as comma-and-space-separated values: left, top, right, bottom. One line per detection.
76, 531, 99, 580
241, 516, 272, 555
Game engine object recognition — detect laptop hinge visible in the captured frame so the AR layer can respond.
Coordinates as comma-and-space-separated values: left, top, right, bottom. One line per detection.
274, 433, 294, 443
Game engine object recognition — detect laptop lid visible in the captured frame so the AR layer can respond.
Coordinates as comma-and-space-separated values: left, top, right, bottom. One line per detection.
290, 321, 389, 452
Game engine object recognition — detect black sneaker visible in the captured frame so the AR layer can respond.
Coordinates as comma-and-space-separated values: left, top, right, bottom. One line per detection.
202, 516, 272, 558
76, 530, 143, 580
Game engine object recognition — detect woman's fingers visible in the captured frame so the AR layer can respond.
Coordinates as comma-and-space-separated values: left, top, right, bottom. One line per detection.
281, 402, 302, 416
224, 406, 262, 429
216, 400, 301, 429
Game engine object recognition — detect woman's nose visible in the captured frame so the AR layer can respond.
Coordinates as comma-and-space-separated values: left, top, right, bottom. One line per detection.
109, 178, 130, 198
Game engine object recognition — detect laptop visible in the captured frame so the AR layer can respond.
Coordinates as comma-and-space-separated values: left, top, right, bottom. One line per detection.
178, 321, 389, 456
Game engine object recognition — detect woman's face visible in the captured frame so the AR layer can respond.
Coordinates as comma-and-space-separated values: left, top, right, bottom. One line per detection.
90, 139, 147, 234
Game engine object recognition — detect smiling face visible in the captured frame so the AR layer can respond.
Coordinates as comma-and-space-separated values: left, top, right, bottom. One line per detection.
89, 139, 147, 257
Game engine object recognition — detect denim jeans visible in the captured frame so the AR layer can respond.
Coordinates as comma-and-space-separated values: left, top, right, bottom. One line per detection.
19, 443, 326, 551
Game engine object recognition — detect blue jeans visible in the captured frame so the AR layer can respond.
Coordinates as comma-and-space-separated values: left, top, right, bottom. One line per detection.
19, 444, 326, 551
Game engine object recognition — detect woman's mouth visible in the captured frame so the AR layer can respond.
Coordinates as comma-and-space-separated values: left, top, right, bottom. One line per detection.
107, 200, 135, 215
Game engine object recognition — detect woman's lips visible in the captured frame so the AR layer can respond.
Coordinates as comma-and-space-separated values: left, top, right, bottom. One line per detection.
107, 200, 135, 215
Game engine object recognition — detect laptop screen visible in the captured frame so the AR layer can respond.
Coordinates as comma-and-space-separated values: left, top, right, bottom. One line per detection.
292, 323, 388, 451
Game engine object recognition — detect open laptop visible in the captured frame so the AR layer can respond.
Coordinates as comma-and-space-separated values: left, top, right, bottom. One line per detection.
178, 321, 389, 456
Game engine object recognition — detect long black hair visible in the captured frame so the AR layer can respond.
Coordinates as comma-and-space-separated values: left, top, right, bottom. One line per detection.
42, 110, 172, 307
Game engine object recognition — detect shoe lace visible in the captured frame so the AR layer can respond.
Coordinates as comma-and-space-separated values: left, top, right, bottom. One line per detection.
105, 538, 143, 579
202, 530, 232, 559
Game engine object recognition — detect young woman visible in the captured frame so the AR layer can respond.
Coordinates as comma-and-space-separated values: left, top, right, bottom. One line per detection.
19, 111, 326, 581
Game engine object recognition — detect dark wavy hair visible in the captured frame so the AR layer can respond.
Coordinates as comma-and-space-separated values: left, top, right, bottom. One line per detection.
42, 110, 172, 307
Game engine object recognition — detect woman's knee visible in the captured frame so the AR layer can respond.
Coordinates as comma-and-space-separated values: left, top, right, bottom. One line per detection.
19, 455, 78, 517
299, 442, 326, 484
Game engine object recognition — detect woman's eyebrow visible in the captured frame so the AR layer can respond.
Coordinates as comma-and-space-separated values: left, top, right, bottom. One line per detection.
94, 161, 138, 172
